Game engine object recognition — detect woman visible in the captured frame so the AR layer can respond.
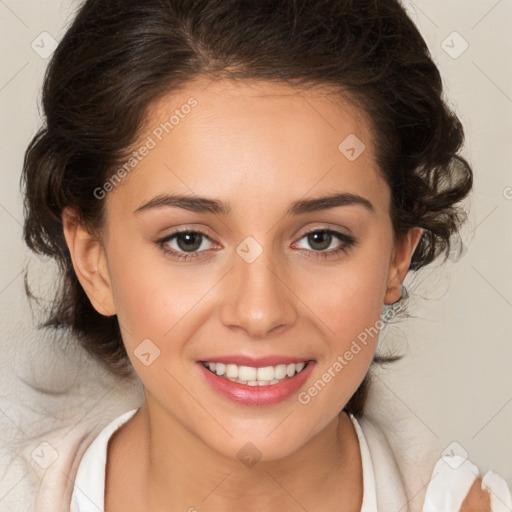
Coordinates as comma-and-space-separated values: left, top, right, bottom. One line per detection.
16, 0, 511, 510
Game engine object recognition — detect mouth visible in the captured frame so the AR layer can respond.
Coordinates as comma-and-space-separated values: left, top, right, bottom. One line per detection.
197, 358, 316, 406
200, 360, 310, 386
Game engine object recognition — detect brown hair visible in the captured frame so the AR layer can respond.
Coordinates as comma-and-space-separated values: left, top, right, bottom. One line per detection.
21, 0, 472, 417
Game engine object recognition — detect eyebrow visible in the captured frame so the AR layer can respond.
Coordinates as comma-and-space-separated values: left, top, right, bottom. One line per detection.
133, 192, 375, 216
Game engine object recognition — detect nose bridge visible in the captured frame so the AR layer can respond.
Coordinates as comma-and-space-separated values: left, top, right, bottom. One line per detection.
220, 236, 297, 338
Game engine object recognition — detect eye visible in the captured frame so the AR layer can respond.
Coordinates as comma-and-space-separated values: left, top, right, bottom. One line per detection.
156, 227, 357, 262
156, 229, 215, 261
293, 228, 357, 260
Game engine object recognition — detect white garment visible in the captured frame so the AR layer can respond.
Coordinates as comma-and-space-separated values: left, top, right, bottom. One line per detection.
68, 408, 512, 512
70, 409, 138, 512
423, 456, 512, 512
70, 409, 379, 512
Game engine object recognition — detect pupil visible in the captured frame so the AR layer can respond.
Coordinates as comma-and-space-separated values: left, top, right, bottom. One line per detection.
309, 231, 330, 251
177, 232, 202, 252
175, 231, 332, 253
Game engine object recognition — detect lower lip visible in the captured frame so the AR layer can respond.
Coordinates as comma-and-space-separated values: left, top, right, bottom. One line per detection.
197, 361, 315, 406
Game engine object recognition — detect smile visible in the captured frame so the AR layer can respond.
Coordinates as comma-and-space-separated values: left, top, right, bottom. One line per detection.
201, 361, 309, 386
197, 359, 316, 406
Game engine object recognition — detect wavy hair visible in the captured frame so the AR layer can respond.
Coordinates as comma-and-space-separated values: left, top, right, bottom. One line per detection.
22, 0, 472, 417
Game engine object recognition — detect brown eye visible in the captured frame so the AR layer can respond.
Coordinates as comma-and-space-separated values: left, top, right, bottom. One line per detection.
293, 228, 357, 260
174, 232, 204, 252
306, 230, 333, 251
156, 229, 215, 261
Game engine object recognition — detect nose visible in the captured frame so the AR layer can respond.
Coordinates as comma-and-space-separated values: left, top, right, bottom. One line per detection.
220, 245, 298, 339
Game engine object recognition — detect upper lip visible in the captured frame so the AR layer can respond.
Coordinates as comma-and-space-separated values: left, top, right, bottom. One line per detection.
199, 355, 314, 367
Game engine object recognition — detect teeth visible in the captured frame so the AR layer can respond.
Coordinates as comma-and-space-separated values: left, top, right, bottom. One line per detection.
203, 361, 309, 385
239, 366, 257, 381
274, 364, 287, 379
226, 364, 238, 378
257, 366, 274, 381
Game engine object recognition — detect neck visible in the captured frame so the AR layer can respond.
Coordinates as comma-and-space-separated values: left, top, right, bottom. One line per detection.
105, 398, 363, 512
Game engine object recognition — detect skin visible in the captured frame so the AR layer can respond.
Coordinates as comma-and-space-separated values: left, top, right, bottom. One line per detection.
63, 77, 425, 511
460, 477, 492, 512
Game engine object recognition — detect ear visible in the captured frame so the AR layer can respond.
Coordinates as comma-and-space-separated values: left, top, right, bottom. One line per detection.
384, 227, 424, 305
62, 207, 116, 316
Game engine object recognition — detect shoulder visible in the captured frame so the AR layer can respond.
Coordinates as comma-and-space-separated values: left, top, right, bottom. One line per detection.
459, 476, 492, 512
423, 455, 512, 512
0, 421, 102, 512
354, 414, 512, 512
353, 414, 410, 510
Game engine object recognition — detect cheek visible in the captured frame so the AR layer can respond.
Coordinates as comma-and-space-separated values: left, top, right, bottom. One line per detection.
295, 257, 390, 419
106, 220, 391, 353
104, 237, 207, 346
303, 252, 390, 342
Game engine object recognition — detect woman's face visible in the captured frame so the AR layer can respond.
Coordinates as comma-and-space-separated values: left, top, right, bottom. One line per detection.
69, 77, 420, 461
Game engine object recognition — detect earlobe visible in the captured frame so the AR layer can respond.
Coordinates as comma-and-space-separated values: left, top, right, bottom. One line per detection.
61, 207, 116, 316
384, 227, 424, 305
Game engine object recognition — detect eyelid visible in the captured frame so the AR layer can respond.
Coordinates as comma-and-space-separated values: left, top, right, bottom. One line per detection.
155, 224, 357, 261
156, 224, 350, 245
156, 228, 216, 249
297, 225, 351, 238
291, 227, 356, 251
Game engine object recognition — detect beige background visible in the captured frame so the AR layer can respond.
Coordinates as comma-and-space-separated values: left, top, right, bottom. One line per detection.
0, 0, 511, 500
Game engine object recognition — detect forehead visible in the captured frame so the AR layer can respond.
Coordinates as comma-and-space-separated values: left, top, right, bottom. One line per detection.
143, 77, 374, 158
108, 77, 388, 218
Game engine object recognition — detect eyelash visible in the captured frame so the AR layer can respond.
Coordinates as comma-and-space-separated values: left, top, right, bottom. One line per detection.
155, 228, 357, 262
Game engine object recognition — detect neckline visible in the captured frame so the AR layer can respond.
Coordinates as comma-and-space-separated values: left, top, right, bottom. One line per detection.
71, 408, 377, 512
70, 408, 139, 510
346, 411, 378, 511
